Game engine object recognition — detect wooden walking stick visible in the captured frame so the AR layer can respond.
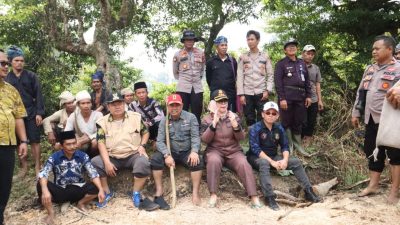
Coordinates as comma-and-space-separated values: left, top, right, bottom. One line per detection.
165, 107, 177, 208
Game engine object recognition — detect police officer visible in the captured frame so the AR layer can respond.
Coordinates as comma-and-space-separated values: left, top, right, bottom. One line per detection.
237, 30, 274, 127
274, 39, 312, 156
395, 43, 400, 61
206, 36, 238, 112
352, 35, 400, 204
173, 30, 205, 124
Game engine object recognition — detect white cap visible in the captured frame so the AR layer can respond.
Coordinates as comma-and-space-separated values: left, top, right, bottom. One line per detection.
263, 101, 279, 112
121, 87, 134, 96
303, 44, 316, 52
75, 90, 91, 103
58, 91, 75, 107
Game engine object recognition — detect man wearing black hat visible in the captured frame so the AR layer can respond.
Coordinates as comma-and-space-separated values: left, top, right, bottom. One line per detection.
91, 93, 158, 211
129, 82, 164, 143
90, 71, 112, 115
6, 45, 45, 177
173, 30, 205, 124
37, 130, 105, 225
274, 39, 312, 157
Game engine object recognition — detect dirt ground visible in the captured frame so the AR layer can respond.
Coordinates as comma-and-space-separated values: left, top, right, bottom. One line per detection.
4, 168, 400, 225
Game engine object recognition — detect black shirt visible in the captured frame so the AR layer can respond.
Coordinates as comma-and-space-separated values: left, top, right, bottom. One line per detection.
206, 54, 237, 97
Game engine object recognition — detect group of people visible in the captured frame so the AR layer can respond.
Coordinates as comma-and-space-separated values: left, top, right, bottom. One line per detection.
1, 30, 400, 225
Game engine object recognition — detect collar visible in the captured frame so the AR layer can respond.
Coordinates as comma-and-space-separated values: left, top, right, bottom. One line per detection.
285, 56, 298, 62
108, 111, 128, 122
60, 149, 78, 160
260, 120, 276, 131
0, 79, 5, 87
168, 111, 185, 121
247, 51, 261, 57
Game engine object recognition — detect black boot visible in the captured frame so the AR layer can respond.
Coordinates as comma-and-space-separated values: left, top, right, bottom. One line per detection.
304, 187, 321, 203
265, 196, 280, 211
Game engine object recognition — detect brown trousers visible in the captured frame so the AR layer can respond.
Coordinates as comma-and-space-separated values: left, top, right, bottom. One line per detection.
206, 150, 257, 196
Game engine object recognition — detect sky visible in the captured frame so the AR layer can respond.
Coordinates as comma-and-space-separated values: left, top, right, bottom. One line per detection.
84, 17, 275, 84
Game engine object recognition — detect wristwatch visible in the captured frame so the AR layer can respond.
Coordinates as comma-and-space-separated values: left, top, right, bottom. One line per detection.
20, 140, 29, 144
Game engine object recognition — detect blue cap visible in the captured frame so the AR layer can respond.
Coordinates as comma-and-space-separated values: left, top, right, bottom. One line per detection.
7, 45, 24, 62
214, 36, 228, 45
91, 71, 104, 81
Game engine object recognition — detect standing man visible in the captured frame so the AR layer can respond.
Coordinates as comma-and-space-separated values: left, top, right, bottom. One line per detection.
395, 43, 400, 61
150, 94, 204, 208
6, 45, 45, 176
0, 50, 28, 225
301, 45, 324, 146
237, 30, 274, 127
91, 94, 158, 211
90, 71, 112, 115
352, 35, 400, 204
206, 36, 238, 112
129, 82, 164, 144
274, 39, 312, 156
173, 30, 205, 124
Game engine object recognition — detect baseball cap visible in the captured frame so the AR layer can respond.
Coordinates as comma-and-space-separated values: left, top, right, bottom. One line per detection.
303, 44, 316, 52
263, 101, 279, 112
166, 94, 183, 105
212, 89, 229, 102
284, 38, 299, 49
107, 93, 124, 103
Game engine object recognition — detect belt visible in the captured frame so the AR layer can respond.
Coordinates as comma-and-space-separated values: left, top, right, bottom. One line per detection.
285, 85, 305, 92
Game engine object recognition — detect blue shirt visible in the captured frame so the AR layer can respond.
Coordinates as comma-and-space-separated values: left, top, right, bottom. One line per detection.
249, 121, 289, 157
38, 150, 99, 188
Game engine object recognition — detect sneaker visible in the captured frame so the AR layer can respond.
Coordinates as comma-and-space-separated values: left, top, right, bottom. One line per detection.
265, 196, 280, 211
96, 190, 114, 208
132, 191, 141, 207
154, 196, 171, 210
304, 187, 321, 203
139, 197, 160, 211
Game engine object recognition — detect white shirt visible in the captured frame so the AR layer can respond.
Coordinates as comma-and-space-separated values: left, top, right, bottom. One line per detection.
65, 110, 103, 139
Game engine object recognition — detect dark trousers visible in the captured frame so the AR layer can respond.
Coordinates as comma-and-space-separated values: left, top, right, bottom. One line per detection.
364, 117, 400, 172
0, 146, 16, 225
302, 102, 318, 137
280, 100, 306, 134
244, 94, 267, 127
36, 182, 98, 204
177, 89, 203, 124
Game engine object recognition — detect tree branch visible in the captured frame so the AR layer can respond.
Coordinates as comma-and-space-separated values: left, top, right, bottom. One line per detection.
68, 0, 86, 45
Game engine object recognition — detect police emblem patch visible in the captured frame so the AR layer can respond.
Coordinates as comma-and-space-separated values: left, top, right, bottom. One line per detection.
382, 82, 390, 90
261, 133, 267, 139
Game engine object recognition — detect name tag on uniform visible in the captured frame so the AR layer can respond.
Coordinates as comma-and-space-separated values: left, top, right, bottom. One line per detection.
301, 73, 305, 81
382, 75, 395, 80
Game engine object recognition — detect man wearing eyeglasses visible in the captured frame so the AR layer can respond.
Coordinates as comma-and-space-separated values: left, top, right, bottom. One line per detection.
5, 46, 45, 176
247, 101, 320, 211
0, 50, 28, 225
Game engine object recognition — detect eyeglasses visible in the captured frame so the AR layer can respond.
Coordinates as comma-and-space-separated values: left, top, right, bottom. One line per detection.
264, 112, 277, 116
216, 100, 228, 104
0, 61, 9, 67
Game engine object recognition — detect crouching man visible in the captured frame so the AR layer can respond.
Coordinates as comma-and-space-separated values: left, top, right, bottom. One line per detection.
247, 102, 321, 211
37, 131, 105, 225
91, 93, 159, 211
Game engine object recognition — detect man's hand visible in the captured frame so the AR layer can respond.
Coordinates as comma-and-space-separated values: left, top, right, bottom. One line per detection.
305, 98, 312, 108
228, 111, 238, 128
105, 162, 117, 177
165, 155, 175, 168
351, 117, 360, 128
138, 145, 148, 158
277, 159, 288, 170
318, 100, 324, 111
187, 152, 200, 167
240, 96, 246, 105
212, 111, 220, 128
387, 87, 400, 109
270, 160, 280, 170
280, 100, 288, 110
97, 189, 105, 203
47, 132, 56, 145
261, 91, 269, 101
18, 143, 28, 159
41, 189, 52, 205
36, 115, 43, 126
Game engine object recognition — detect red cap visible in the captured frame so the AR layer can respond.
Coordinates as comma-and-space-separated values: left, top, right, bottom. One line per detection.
166, 94, 183, 105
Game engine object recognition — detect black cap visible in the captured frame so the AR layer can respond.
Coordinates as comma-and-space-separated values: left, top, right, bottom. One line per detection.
284, 38, 299, 49
107, 93, 124, 103
59, 131, 76, 142
180, 30, 199, 43
134, 81, 147, 91
211, 89, 229, 102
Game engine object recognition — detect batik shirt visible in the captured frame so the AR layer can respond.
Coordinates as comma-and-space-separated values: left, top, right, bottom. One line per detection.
38, 150, 99, 187
128, 98, 164, 126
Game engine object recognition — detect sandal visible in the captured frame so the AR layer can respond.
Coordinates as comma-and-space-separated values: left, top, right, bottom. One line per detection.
208, 199, 217, 208
96, 190, 114, 208
250, 202, 263, 209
